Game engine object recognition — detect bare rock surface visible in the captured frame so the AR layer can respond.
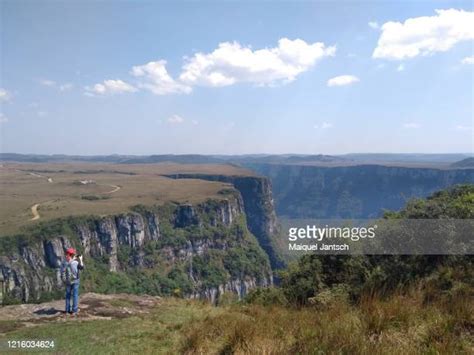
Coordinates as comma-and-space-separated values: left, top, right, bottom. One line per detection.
0, 292, 161, 332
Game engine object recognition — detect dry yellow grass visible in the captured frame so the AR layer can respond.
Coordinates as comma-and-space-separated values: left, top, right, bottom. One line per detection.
1, 284, 472, 354
0, 162, 255, 236
181, 288, 474, 354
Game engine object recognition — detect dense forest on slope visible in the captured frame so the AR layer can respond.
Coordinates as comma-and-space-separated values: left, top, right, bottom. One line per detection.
276, 184, 473, 305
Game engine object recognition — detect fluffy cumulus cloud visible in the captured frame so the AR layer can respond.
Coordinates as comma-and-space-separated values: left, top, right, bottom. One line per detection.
167, 114, 185, 124
85, 79, 137, 96
179, 38, 336, 87
86, 38, 335, 96
373, 9, 474, 60
0, 88, 11, 102
327, 75, 359, 87
131, 61, 192, 95
461, 56, 474, 64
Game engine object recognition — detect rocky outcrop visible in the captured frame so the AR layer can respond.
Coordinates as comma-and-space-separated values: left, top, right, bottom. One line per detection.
174, 204, 200, 228
0, 193, 272, 304
0, 292, 162, 324
164, 174, 283, 269
189, 277, 271, 304
44, 237, 71, 268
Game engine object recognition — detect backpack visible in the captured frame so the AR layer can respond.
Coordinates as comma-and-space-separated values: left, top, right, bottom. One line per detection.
61, 260, 77, 284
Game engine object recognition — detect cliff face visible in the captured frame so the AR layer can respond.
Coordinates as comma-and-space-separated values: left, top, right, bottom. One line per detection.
164, 174, 283, 269
0, 190, 272, 304
244, 163, 474, 219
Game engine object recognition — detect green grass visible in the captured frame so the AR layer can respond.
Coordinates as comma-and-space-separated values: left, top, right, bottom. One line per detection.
2, 299, 217, 354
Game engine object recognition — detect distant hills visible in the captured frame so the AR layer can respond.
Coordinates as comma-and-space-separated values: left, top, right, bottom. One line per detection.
343, 153, 473, 164
451, 157, 474, 168
1, 153, 472, 167
0, 153, 348, 165
0, 153, 133, 163
122, 154, 224, 164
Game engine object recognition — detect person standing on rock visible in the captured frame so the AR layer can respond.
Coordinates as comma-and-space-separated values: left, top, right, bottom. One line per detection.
60, 248, 84, 316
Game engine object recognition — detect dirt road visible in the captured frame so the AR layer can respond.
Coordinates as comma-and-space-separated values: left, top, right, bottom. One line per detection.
101, 184, 121, 194
30, 203, 40, 220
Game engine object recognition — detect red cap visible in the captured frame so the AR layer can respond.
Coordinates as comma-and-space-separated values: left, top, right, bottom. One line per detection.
66, 248, 76, 256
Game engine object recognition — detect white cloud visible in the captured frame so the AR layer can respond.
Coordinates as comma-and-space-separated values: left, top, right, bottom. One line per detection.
397, 64, 405, 72
455, 124, 472, 131
131, 60, 191, 95
85, 79, 137, 96
40, 79, 56, 87
87, 38, 335, 96
368, 21, 379, 30
191, 119, 199, 125
314, 122, 333, 129
37, 111, 48, 117
179, 38, 336, 87
373, 9, 474, 60
39, 80, 75, 92
327, 75, 359, 87
0, 88, 11, 102
167, 114, 184, 124
461, 56, 474, 64
59, 83, 74, 91
0, 113, 8, 123
403, 122, 421, 129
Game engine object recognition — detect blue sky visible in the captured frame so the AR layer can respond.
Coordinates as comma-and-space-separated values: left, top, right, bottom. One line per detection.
1, 0, 473, 155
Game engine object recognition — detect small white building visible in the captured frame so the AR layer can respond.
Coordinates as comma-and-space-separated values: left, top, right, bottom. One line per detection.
79, 179, 95, 185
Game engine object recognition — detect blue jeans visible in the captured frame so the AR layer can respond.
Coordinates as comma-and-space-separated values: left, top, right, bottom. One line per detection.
65, 282, 79, 314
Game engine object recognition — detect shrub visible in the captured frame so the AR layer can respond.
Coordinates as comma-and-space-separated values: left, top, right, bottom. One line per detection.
217, 292, 239, 306
244, 287, 288, 306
